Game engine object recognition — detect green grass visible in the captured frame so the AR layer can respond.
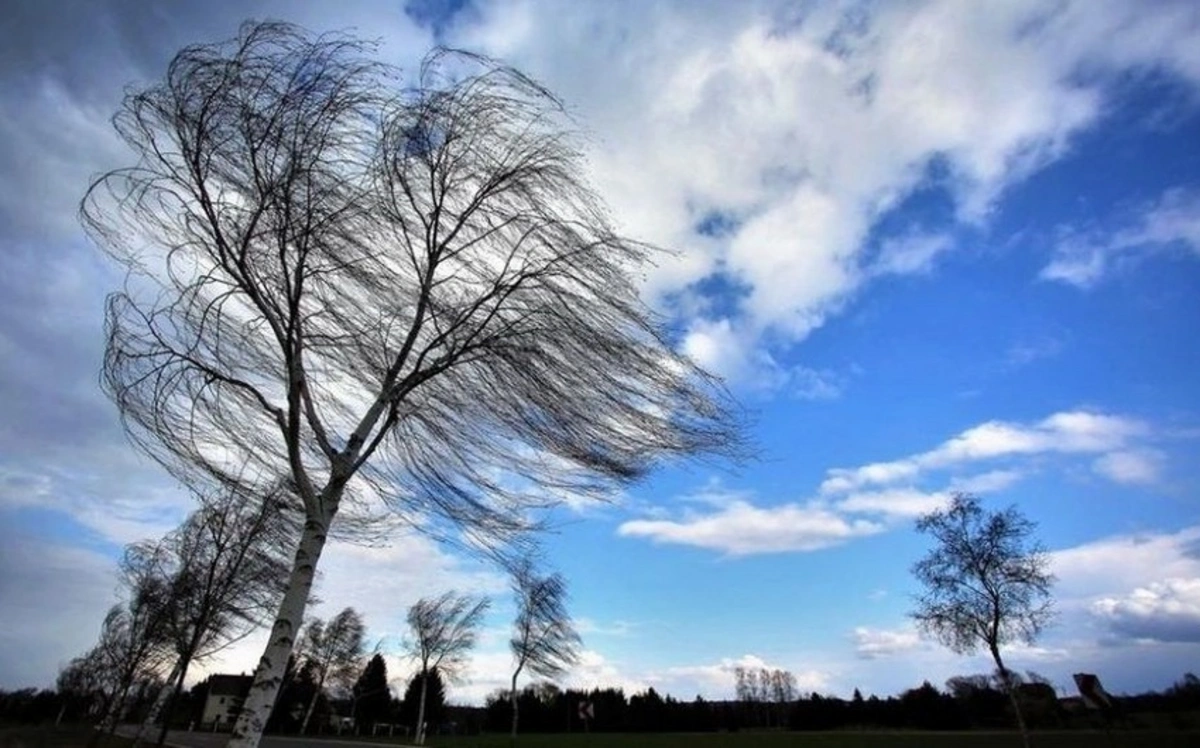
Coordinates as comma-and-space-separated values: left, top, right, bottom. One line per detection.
0, 725, 133, 748
423, 730, 1200, 748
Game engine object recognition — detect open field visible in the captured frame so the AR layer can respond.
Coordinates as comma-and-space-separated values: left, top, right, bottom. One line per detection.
0, 726, 133, 748
422, 731, 1200, 748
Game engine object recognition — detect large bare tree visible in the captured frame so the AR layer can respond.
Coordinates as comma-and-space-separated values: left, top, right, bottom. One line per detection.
405, 592, 489, 744
508, 561, 580, 739
911, 493, 1055, 748
298, 607, 366, 735
82, 21, 740, 748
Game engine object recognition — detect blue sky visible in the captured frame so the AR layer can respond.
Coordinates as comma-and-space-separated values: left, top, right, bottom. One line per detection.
2, 0, 1199, 704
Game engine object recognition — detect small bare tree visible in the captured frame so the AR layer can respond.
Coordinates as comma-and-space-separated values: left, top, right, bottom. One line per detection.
298, 607, 366, 735
405, 592, 489, 744
508, 561, 580, 739
83, 21, 740, 748
911, 493, 1054, 748
131, 484, 297, 747
88, 560, 174, 745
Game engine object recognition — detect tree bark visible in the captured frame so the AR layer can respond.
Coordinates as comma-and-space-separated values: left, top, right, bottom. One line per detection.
990, 644, 1030, 748
226, 516, 329, 748
416, 668, 428, 745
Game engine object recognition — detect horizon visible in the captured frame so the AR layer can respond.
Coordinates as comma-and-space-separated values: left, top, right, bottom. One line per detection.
2, 0, 1199, 708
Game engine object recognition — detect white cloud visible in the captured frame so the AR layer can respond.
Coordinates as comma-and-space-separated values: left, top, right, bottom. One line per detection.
617, 500, 883, 556
836, 488, 951, 519
870, 232, 955, 276
1093, 449, 1165, 485
821, 410, 1149, 494
1092, 578, 1200, 643
852, 627, 925, 660
1042, 187, 1200, 287
454, 0, 1200, 372
1052, 525, 1200, 602
949, 469, 1026, 494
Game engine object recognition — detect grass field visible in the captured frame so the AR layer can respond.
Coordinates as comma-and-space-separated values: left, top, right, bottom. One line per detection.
0, 725, 132, 748
423, 730, 1200, 748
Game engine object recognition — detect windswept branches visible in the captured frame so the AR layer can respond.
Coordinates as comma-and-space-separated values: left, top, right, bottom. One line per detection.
911, 493, 1055, 748
297, 607, 365, 735
84, 20, 742, 748
509, 559, 580, 738
405, 592, 489, 744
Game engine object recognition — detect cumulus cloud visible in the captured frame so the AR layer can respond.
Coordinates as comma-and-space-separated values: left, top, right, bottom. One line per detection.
1042, 188, 1200, 287
453, 0, 1200, 377
820, 410, 1150, 494
1092, 578, 1200, 643
617, 500, 883, 556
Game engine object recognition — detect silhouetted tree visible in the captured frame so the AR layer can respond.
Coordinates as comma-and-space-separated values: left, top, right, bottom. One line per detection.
404, 592, 489, 744
912, 493, 1055, 748
82, 21, 741, 748
351, 654, 391, 734
509, 560, 580, 738
401, 669, 445, 735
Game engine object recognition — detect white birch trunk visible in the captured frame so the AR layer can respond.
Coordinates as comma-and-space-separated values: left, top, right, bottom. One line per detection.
300, 668, 327, 736
415, 670, 428, 745
225, 516, 329, 748
132, 659, 182, 747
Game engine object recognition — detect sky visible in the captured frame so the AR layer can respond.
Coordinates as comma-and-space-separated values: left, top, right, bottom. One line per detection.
2, 0, 1199, 706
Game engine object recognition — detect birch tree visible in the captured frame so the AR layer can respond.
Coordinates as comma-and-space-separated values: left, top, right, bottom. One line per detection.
911, 493, 1055, 748
405, 592, 489, 744
83, 21, 741, 748
509, 562, 580, 739
298, 608, 366, 734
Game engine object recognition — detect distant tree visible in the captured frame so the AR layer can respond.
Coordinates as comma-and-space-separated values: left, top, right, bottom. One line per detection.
508, 561, 580, 738
404, 592, 489, 744
400, 669, 446, 734
133, 484, 296, 747
299, 608, 366, 734
87, 551, 175, 744
351, 654, 391, 734
911, 493, 1054, 748
82, 21, 742, 748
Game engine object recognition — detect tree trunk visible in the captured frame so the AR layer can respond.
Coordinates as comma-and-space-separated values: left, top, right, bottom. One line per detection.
131, 658, 182, 748
416, 669, 429, 745
226, 516, 329, 748
155, 653, 194, 748
509, 671, 520, 740
990, 645, 1030, 748
300, 668, 327, 737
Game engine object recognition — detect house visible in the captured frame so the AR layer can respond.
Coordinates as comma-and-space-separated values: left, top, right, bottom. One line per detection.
201, 674, 254, 728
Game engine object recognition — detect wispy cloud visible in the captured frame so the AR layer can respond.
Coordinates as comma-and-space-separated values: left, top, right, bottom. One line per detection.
618, 500, 884, 556
820, 410, 1151, 495
1042, 187, 1200, 287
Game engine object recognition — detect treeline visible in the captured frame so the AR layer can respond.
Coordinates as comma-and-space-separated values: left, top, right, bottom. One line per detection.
472, 671, 1200, 734
4, 669, 1200, 733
